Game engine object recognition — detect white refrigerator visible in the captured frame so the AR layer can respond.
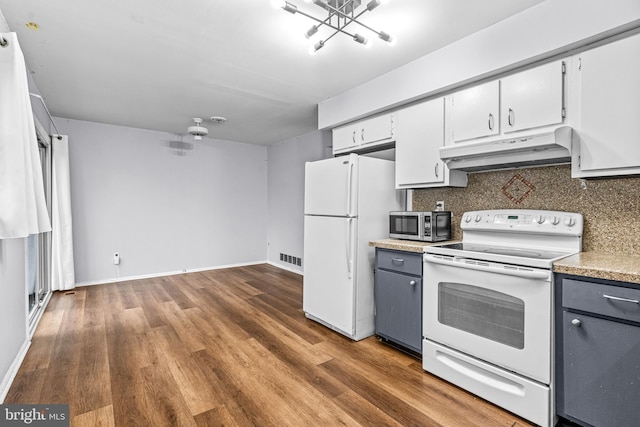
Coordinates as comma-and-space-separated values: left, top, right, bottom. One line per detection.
303, 153, 403, 341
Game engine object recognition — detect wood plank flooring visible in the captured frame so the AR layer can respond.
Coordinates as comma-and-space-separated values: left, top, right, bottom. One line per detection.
6, 264, 534, 426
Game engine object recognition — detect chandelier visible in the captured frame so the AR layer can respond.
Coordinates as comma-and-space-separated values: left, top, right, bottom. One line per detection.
271, 0, 395, 54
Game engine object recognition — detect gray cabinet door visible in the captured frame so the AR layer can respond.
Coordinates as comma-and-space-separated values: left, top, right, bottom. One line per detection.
375, 269, 422, 353
561, 311, 640, 427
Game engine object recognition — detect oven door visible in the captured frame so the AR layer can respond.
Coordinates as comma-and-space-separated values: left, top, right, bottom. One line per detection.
423, 254, 552, 384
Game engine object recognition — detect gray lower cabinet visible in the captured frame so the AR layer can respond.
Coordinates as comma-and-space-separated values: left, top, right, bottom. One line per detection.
374, 248, 422, 354
555, 274, 640, 427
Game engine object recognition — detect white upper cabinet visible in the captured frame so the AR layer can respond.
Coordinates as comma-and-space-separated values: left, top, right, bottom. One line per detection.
449, 60, 566, 144
395, 98, 467, 189
571, 32, 640, 178
332, 113, 395, 155
500, 61, 564, 133
332, 124, 360, 153
450, 80, 500, 143
501, 61, 565, 133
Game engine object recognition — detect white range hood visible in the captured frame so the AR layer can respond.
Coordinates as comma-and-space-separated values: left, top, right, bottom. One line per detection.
440, 126, 572, 172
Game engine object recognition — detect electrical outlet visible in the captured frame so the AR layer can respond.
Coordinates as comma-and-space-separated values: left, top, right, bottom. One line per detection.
113, 252, 120, 265
436, 201, 445, 211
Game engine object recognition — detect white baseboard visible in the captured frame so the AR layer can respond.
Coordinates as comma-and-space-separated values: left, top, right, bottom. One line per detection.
0, 339, 31, 403
267, 261, 303, 276
74, 260, 269, 287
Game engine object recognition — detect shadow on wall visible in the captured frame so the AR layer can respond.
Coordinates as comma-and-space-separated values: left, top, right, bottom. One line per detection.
167, 139, 194, 156
413, 164, 640, 255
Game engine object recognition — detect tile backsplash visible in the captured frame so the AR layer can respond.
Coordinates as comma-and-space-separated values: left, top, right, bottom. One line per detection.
412, 165, 640, 255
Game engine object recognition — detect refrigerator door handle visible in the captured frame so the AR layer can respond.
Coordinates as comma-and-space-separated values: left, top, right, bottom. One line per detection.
346, 218, 354, 279
346, 159, 354, 216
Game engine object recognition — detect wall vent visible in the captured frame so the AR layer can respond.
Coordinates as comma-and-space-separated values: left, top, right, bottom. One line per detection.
280, 253, 302, 266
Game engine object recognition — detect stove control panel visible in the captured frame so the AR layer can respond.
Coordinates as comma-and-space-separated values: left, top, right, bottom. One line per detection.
461, 210, 584, 236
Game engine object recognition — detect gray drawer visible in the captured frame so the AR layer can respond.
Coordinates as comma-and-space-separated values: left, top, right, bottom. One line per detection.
376, 249, 422, 276
563, 278, 640, 324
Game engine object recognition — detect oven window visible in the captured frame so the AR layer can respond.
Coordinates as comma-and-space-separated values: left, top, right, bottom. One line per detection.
438, 282, 525, 349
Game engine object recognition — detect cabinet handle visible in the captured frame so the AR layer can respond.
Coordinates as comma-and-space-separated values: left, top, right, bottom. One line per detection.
434, 162, 439, 178
507, 108, 515, 127
488, 113, 494, 131
361, 128, 365, 141
571, 318, 581, 327
603, 294, 640, 304
392, 258, 405, 264
409, 280, 416, 286
352, 130, 356, 143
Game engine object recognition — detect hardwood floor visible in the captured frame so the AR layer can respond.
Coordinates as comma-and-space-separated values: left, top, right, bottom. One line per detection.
6, 264, 534, 426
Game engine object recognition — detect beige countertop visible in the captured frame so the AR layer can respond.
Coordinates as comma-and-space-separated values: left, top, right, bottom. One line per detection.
371, 240, 640, 285
369, 238, 456, 253
553, 252, 640, 285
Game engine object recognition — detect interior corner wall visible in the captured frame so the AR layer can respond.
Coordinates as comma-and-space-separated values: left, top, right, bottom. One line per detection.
0, 9, 9, 32
267, 130, 331, 273
0, 238, 27, 401
57, 118, 268, 285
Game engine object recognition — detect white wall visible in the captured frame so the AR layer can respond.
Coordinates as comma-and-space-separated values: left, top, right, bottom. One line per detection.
0, 239, 28, 401
319, 0, 640, 128
266, 130, 331, 273
56, 118, 268, 285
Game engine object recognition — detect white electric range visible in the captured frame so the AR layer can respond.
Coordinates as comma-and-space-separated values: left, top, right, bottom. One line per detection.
422, 209, 583, 427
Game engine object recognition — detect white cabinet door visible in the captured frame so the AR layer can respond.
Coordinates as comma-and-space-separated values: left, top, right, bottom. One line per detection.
396, 99, 467, 188
450, 80, 500, 143
359, 113, 394, 147
332, 124, 359, 153
449, 61, 565, 144
332, 114, 395, 154
573, 33, 640, 176
501, 61, 565, 133
396, 99, 445, 186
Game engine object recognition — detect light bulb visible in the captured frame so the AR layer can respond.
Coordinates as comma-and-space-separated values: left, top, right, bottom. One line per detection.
353, 34, 368, 45
379, 31, 396, 46
271, 0, 286, 9
366, 0, 381, 11
309, 40, 324, 55
306, 25, 318, 38
313, 0, 329, 9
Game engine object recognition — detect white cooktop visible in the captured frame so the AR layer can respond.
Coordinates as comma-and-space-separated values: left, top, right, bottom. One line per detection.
425, 209, 584, 269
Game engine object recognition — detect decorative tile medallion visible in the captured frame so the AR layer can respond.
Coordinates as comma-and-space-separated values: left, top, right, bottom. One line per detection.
501, 173, 535, 204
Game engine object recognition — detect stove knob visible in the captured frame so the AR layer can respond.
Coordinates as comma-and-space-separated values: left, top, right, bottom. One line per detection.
464, 215, 472, 223
564, 217, 576, 227
551, 216, 560, 225
534, 215, 545, 224
474, 214, 482, 223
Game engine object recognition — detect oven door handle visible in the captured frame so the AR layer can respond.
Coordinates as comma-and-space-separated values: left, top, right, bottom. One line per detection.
424, 255, 550, 280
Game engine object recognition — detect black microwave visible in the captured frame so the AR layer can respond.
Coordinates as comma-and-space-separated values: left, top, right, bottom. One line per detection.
389, 211, 452, 242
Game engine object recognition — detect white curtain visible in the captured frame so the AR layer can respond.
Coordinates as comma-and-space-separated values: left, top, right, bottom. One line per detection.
51, 135, 75, 291
0, 32, 51, 238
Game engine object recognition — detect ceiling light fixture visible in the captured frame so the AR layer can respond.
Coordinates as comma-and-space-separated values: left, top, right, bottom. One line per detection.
272, 0, 395, 54
187, 118, 208, 140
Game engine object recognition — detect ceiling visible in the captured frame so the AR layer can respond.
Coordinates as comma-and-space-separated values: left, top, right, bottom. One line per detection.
0, 0, 543, 145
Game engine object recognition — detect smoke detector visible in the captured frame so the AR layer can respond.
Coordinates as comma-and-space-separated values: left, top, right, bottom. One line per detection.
187, 118, 208, 140
210, 116, 227, 125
